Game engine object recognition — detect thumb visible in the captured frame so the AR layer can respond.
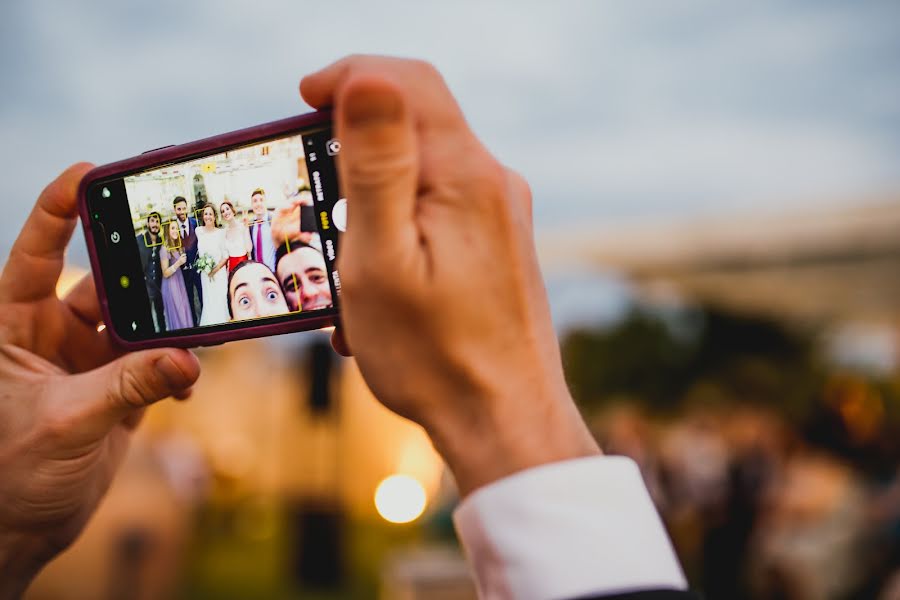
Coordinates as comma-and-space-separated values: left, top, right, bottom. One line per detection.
68, 348, 200, 435
335, 76, 418, 250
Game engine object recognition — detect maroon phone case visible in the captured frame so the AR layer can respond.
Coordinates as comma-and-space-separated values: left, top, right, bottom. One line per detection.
77, 111, 339, 351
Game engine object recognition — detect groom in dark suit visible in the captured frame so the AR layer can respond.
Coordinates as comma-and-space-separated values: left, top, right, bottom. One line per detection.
173, 196, 203, 326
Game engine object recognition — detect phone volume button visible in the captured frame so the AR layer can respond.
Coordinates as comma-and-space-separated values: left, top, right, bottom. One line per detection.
142, 144, 175, 154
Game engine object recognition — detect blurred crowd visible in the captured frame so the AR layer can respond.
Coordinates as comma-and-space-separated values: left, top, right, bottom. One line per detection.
593, 402, 900, 600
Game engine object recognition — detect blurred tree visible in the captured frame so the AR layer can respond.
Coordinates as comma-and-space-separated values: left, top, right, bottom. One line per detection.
562, 309, 692, 412
561, 304, 824, 418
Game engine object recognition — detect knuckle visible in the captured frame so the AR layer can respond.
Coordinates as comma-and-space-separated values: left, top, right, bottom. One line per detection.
344, 151, 415, 189
506, 168, 534, 215
471, 159, 509, 200
506, 168, 532, 198
111, 366, 154, 410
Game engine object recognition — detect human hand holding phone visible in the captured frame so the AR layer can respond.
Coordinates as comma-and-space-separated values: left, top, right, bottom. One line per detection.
0, 165, 200, 597
301, 56, 600, 496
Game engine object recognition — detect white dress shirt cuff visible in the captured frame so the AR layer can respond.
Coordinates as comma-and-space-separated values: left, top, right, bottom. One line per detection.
453, 455, 687, 600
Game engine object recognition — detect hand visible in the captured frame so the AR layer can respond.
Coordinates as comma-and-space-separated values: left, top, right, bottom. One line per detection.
176, 253, 188, 267
300, 56, 599, 496
270, 198, 302, 246
0, 165, 200, 598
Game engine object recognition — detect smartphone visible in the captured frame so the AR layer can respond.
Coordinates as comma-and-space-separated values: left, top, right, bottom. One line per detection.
78, 111, 344, 350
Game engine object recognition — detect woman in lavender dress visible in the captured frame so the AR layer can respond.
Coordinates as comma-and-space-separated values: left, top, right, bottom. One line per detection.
159, 220, 193, 330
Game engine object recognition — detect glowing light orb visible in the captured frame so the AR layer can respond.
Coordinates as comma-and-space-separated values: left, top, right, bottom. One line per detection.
374, 474, 427, 524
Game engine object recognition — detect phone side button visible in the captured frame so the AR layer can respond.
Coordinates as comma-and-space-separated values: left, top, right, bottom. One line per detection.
142, 144, 175, 154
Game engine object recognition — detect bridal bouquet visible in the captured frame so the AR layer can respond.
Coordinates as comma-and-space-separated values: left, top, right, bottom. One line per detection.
194, 253, 216, 274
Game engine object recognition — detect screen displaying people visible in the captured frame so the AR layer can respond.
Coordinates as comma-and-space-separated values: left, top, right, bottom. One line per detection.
124, 133, 334, 332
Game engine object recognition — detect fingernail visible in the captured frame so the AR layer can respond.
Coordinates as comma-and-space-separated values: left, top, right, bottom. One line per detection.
156, 354, 190, 388
344, 83, 404, 128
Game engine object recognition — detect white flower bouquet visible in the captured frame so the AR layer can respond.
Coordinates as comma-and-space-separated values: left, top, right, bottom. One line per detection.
194, 253, 216, 274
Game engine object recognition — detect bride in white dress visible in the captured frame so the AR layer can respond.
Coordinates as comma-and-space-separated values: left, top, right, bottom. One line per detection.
196, 204, 230, 326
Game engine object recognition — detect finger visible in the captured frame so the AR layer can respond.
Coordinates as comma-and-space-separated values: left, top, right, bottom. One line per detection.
335, 76, 419, 250
330, 326, 352, 357
300, 55, 464, 130
301, 54, 381, 108
0, 163, 94, 303
62, 274, 103, 327
67, 348, 200, 436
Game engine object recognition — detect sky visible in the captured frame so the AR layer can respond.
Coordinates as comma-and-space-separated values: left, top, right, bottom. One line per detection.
1, 0, 899, 284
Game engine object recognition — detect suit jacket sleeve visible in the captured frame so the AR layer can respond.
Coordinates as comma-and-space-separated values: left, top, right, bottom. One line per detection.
453, 456, 692, 600
136, 234, 149, 271
573, 590, 699, 600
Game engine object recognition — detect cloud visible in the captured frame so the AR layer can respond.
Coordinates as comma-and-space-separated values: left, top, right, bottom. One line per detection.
1, 0, 899, 267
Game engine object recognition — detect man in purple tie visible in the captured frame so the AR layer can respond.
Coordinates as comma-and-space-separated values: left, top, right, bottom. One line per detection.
248, 188, 276, 273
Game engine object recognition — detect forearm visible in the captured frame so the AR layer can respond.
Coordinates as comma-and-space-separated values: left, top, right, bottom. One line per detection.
161, 258, 178, 278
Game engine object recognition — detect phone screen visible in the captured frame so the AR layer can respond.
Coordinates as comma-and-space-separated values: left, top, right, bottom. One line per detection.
86, 126, 344, 342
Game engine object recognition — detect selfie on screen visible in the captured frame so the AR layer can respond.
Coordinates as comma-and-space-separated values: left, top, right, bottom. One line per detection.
125, 134, 334, 333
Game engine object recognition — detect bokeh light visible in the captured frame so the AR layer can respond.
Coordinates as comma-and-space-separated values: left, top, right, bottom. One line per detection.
374, 474, 427, 524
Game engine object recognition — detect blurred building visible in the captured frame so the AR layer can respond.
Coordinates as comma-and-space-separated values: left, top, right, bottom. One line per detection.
541, 198, 900, 372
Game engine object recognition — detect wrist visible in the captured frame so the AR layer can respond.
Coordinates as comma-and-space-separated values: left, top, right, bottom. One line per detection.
425, 383, 600, 497
0, 532, 50, 600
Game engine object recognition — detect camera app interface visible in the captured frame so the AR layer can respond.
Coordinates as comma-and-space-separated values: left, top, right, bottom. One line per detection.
123, 132, 342, 334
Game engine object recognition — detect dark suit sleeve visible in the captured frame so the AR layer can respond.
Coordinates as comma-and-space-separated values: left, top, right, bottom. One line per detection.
136, 234, 148, 270
571, 589, 700, 600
